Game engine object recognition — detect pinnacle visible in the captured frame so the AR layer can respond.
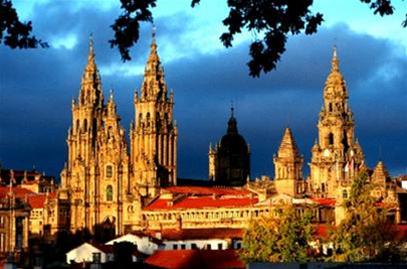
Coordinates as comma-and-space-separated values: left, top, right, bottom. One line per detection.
331, 45, 339, 72
372, 161, 389, 182
277, 128, 300, 158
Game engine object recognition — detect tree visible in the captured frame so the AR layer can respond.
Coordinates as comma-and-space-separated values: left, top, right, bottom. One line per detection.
0, 0, 47, 49
329, 171, 406, 262
1, 0, 406, 77
110, 0, 406, 77
240, 204, 314, 263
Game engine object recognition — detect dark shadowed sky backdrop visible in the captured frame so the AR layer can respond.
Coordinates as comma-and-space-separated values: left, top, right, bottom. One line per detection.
0, 0, 406, 180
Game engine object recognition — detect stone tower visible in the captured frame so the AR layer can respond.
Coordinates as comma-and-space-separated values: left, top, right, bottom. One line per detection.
309, 47, 364, 198
130, 32, 178, 198
60, 36, 133, 235
208, 107, 250, 186
60, 36, 105, 232
273, 128, 303, 196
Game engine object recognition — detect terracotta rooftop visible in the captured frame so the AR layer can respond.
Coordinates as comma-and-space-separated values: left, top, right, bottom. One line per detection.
164, 186, 252, 196
0, 187, 56, 208
145, 186, 256, 210
310, 197, 336, 207
145, 249, 245, 269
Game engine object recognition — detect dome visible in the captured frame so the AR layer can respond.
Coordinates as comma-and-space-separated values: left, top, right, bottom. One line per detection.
219, 114, 248, 154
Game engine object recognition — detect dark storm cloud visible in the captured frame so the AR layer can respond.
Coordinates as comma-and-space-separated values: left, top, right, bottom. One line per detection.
0, 2, 405, 179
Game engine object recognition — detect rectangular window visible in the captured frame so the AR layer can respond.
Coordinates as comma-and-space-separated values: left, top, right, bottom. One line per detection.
207, 244, 211, 250
173, 244, 178, 250
106, 165, 113, 178
181, 244, 186, 250
218, 243, 223, 250
191, 243, 197, 249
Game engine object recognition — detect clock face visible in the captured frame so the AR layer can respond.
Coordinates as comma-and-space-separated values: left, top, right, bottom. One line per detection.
323, 149, 330, 157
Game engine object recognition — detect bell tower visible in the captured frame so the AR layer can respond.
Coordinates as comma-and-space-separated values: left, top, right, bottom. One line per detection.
309, 47, 364, 197
273, 128, 303, 196
61, 35, 105, 231
130, 31, 178, 197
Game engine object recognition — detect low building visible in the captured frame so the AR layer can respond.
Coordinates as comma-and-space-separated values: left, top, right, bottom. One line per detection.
66, 242, 114, 264
152, 228, 243, 250
105, 232, 162, 255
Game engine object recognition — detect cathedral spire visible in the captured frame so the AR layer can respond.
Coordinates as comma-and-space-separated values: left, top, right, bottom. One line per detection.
85, 33, 96, 72
277, 127, 300, 159
140, 26, 167, 101
78, 34, 103, 108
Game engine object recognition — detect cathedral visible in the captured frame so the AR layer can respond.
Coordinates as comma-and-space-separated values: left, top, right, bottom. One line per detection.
59, 33, 177, 234
55, 32, 403, 236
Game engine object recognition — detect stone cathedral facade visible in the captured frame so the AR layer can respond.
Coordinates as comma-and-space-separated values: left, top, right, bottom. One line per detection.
59, 34, 176, 234
56, 35, 402, 237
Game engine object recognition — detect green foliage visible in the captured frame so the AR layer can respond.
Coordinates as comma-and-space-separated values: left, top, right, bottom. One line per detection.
240, 204, 314, 263
111, 0, 405, 77
330, 171, 404, 262
0, 0, 47, 49
2, 0, 406, 76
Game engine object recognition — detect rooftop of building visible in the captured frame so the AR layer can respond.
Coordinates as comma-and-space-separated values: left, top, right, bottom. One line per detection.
144, 249, 245, 269
144, 186, 257, 211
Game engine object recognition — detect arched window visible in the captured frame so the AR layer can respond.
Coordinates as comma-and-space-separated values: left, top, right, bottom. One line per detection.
328, 103, 332, 112
321, 183, 325, 193
76, 119, 80, 131
328, 133, 334, 145
106, 165, 113, 178
84, 119, 88, 131
343, 189, 348, 199
106, 185, 113, 201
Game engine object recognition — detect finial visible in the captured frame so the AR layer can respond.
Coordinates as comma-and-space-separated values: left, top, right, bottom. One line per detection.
109, 88, 114, 101
89, 33, 94, 56
151, 23, 157, 48
331, 45, 339, 72
230, 101, 235, 118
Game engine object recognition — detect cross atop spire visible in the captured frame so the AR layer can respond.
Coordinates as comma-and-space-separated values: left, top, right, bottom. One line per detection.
150, 24, 157, 54
227, 106, 238, 135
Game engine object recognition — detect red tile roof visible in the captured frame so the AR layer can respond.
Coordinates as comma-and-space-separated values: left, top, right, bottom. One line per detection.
27, 195, 47, 209
145, 249, 245, 269
0, 186, 34, 199
145, 186, 256, 210
0, 187, 56, 208
164, 186, 252, 196
148, 228, 244, 241
145, 196, 257, 210
310, 197, 336, 207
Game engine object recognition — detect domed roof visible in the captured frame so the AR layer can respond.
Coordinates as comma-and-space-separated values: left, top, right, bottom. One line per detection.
219, 108, 248, 153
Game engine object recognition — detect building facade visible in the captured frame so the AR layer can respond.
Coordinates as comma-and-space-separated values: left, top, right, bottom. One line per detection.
309, 48, 365, 198
53, 35, 403, 237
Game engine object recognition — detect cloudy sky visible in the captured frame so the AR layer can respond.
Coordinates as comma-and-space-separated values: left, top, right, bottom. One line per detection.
1, 0, 406, 180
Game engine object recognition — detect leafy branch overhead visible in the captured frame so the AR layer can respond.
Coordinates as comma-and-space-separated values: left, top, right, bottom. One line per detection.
0, 0, 47, 49
0, 0, 405, 77
110, 0, 406, 77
